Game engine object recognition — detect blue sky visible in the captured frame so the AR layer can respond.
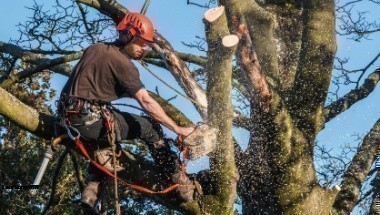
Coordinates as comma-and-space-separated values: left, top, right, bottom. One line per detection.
1, 0, 379, 171
1, 0, 379, 213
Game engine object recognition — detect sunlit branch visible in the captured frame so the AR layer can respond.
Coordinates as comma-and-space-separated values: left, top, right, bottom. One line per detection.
0, 41, 42, 63
324, 68, 380, 123
204, 5, 239, 211
0, 87, 53, 139
220, 0, 273, 112
151, 33, 209, 120
289, 0, 336, 134
333, 118, 380, 214
0, 41, 78, 77
75, 0, 127, 24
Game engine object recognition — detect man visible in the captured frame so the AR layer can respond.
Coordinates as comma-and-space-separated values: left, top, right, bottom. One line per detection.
59, 12, 197, 209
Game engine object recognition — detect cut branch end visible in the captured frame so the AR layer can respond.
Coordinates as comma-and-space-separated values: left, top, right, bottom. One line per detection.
333, 185, 341, 192
222, 35, 239, 48
204, 6, 225, 23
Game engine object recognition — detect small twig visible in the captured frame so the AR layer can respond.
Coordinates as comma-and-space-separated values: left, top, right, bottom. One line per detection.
186, 0, 216, 8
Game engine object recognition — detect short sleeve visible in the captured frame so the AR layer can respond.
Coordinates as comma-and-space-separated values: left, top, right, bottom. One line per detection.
111, 57, 144, 97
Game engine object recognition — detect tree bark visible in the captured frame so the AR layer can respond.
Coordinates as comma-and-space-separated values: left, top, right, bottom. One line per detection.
0, 87, 53, 139
237, 1, 340, 214
289, 0, 337, 136
203, 6, 239, 214
220, 0, 272, 111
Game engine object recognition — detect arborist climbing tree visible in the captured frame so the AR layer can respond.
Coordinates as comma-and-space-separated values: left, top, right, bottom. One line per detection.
1, 0, 379, 214
57, 12, 201, 214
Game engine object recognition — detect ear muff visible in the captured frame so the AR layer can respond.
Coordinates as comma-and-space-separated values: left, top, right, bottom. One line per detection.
118, 31, 133, 45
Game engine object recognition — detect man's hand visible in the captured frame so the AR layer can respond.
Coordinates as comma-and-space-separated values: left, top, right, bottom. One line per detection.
176, 126, 196, 137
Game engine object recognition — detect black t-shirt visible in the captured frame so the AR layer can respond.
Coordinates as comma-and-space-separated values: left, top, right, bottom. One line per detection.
61, 42, 143, 103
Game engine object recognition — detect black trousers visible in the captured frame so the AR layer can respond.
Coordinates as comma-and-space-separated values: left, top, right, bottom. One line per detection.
73, 110, 181, 180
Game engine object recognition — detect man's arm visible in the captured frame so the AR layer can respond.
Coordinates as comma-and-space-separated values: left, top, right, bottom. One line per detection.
134, 89, 195, 136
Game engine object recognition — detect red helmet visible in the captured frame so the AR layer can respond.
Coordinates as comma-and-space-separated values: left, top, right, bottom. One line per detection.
117, 13, 155, 42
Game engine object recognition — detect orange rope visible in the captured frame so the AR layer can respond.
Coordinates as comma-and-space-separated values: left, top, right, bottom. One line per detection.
73, 136, 186, 195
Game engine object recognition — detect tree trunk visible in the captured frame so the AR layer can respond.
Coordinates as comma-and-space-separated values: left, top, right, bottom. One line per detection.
237, 1, 339, 214
201, 6, 239, 214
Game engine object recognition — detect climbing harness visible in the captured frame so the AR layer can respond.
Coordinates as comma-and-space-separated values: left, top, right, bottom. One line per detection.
57, 96, 189, 193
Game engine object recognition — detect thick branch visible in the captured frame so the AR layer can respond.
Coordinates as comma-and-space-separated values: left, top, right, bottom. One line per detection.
149, 91, 194, 127
0, 87, 53, 139
220, 0, 272, 111
289, 0, 336, 135
0, 41, 42, 63
324, 68, 380, 122
333, 118, 380, 214
75, 0, 127, 24
238, 1, 280, 88
150, 34, 208, 120
204, 6, 239, 214
232, 115, 251, 130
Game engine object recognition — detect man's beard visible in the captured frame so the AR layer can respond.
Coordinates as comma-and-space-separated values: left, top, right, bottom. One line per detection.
133, 49, 149, 60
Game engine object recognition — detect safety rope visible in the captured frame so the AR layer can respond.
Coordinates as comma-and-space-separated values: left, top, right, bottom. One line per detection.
140, 0, 151, 14
104, 114, 121, 215
138, 60, 207, 109
64, 124, 187, 195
